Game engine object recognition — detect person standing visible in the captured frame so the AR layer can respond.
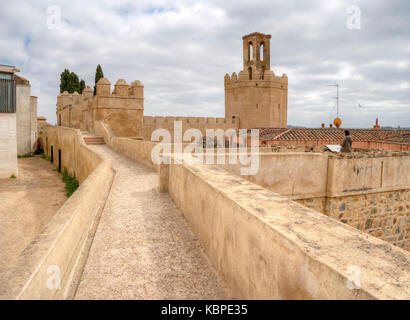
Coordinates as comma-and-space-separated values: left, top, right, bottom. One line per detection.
340, 130, 353, 153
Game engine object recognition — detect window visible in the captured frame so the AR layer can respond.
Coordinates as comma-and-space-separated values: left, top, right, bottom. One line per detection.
248, 42, 253, 61
260, 42, 264, 61
248, 67, 252, 80
0, 72, 16, 113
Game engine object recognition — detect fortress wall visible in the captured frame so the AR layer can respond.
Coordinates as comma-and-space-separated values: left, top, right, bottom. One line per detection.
142, 116, 239, 141
165, 161, 410, 299
217, 153, 328, 198
95, 121, 158, 170
321, 190, 410, 251
56, 79, 144, 137
224, 73, 288, 129
0, 126, 114, 299
216, 152, 410, 251
95, 121, 193, 171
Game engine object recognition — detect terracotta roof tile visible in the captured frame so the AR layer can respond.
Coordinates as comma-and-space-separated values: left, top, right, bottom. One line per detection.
259, 128, 410, 143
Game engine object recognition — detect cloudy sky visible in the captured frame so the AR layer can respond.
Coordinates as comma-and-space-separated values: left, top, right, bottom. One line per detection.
1, 0, 409, 128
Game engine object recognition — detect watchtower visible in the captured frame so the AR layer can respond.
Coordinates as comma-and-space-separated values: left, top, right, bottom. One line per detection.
242, 32, 271, 80
224, 32, 288, 129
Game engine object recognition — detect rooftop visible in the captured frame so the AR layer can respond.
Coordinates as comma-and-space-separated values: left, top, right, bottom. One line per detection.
259, 128, 410, 144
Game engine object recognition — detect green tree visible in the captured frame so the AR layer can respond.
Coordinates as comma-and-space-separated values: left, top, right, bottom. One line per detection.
66, 72, 80, 94
59, 69, 70, 93
94, 64, 104, 95
79, 79, 85, 93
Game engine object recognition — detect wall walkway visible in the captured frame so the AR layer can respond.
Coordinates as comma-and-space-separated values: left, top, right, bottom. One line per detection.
74, 145, 229, 299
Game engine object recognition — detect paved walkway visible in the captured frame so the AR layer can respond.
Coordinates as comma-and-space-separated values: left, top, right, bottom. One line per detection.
74, 145, 229, 299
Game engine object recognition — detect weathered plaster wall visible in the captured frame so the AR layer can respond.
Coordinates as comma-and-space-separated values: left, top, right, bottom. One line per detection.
30, 96, 37, 151
16, 84, 37, 155
218, 152, 410, 251
0, 126, 114, 299
165, 162, 410, 299
42, 126, 102, 183
218, 153, 328, 198
0, 113, 18, 178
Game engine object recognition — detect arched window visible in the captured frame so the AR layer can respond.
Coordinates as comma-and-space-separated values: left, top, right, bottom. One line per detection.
260, 42, 264, 61
248, 67, 252, 80
248, 42, 253, 62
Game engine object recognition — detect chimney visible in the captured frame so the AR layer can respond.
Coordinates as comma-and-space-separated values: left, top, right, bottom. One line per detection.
321, 123, 325, 128
373, 118, 381, 130
329, 124, 333, 128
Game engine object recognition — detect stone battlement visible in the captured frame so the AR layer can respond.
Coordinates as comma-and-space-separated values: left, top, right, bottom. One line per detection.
143, 116, 237, 125
57, 78, 144, 110
56, 78, 144, 137
224, 71, 288, 85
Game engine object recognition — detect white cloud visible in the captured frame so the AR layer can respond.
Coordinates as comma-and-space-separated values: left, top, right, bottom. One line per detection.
0, 0, 409, 128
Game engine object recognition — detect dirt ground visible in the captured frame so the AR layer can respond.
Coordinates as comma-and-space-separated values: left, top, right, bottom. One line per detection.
0, 156, 67, 272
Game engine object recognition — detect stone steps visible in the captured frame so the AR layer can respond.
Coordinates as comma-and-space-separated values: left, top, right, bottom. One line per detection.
83, 136, 105, 145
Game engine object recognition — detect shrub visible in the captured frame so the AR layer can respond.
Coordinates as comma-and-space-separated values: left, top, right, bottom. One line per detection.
34, 149, 44, 155
10, 174, 16, 179
61, 168, 79, 197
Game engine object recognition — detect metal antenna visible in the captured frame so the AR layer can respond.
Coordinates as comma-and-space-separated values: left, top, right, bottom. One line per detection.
327, 83, 339, 117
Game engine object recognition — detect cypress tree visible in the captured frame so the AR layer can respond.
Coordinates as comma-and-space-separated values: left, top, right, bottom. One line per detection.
94, 64, 104, 95
66, 72, 80, 94
80, 79, 85, 94
59, 69, 70, 93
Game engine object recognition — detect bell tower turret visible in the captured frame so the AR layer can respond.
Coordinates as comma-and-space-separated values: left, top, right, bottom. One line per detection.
224, 32, 288, 129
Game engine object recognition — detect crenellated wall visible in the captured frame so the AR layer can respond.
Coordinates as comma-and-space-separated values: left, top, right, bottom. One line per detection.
224, 71, 288, 129
57, 78, 144, 137
142, 116, 239, 140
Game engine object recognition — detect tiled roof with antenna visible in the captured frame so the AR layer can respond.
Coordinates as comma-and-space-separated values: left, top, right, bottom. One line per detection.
259, 128, 410, 143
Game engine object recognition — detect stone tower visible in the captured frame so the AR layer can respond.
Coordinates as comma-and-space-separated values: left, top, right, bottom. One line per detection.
224, 32, 288, 129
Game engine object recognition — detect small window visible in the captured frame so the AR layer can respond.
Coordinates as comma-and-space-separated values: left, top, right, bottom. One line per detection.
260, 42, 264, 61
0, 73, 15, 113
0, 73, 12, 80
248, 67, 252, 80
248, 42, 253, 61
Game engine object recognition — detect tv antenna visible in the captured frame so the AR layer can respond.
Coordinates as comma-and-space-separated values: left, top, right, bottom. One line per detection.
327, 83, 339, 117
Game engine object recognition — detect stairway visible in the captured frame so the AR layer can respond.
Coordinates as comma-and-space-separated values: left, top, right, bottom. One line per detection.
83, 135, 105, 145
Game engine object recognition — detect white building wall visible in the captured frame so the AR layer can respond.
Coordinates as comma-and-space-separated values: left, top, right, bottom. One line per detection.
30, 96, 38, 151
16, 84, 33, 155
0, 113, 18, 178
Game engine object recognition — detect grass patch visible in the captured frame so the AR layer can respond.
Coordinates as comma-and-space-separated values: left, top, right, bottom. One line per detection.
40, 155, 51, 162
61, 168, 79, 197
10, 174, 16, 179
17, 153, 34, 158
